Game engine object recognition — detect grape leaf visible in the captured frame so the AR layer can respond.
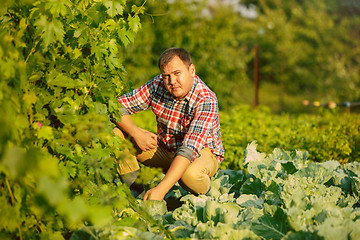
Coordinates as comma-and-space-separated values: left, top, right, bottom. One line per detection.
104, 0, 124, 17
35, 16, 64, 46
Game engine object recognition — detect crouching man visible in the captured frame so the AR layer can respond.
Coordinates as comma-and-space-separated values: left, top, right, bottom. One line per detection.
114, 47, 224, 201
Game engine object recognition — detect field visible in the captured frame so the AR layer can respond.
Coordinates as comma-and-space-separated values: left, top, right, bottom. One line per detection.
133, 105, 360, 167
1, 102, 360, 239
73, 139, 360, 239
86, 106, 360, 240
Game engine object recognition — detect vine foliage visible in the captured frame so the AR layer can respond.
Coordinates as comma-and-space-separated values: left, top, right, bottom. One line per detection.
0, 0, 147, 239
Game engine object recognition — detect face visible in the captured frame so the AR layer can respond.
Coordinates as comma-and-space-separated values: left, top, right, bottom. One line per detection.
161, 56, 196, 100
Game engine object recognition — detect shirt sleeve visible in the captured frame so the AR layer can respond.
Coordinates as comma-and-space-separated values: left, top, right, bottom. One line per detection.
117, 78, 157, 116
177, 97, 218, 162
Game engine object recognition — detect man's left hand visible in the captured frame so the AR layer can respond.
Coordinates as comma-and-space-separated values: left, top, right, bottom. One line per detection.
143, 186, 166, 201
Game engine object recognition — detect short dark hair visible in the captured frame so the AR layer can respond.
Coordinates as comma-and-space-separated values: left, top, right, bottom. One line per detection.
158, 47, 193, 71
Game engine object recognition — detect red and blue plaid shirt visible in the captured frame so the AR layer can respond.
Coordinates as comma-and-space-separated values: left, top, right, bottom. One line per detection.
117, 75, 224, 163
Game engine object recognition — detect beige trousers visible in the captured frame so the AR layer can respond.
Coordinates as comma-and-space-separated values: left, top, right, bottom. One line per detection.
113, 128, 219, 194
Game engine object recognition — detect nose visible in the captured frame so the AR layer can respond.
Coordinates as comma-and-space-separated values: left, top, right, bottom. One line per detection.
168, 75, 176, 85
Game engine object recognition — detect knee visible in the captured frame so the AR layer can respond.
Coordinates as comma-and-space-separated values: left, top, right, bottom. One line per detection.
180, 166, 210, 195
113, 127, 126, 140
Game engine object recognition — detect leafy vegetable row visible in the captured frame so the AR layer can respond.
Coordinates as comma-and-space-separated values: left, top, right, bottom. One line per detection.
83, 142, 359, 239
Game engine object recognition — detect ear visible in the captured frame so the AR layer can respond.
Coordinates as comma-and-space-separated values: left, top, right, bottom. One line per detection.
189, 64, 196, 77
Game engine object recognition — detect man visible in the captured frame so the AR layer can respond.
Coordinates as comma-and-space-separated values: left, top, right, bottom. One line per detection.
114, 48, 224, 201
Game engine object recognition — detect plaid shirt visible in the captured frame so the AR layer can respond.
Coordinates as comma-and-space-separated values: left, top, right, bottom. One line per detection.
117, 75, 224, 163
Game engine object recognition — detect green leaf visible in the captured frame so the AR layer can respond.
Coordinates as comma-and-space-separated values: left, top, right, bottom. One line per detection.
104, 0, 124, 17
106, 53, 120, 69
283, 231, 323, 240
91, 43, 106, 61
65, 161, 77, 178
202, 199, 224, 223
131, 4, 145, 14
70, 230, 95, 240
0, 195, 22, 231
236, 194, 263, 209
37, 153, 60, 178
93, 80, 116, 100
73, 24, 87, 38
1, 146, 24, 177
209, 173, 233, 198
35, 16, 64, 46
87, 204, 113, 227
94, 102, 107, 115
37, 126, 54, 140
240, 178, 266, 198
216, 169, 247, 185
168, 221, 193, 239
295, 162, 334, 184
344, 162, 360, 177
1, 147, 42, 178
172, 201, 201, 226
139, 200, 167, 217
316, 216, 353, 240
251, 207, 290, 240
23, 90, 38, 106
281, 161, 298, 174
47, 71, 87, 89
45, 0, 71, 17
128, 15, 141, 32
54, 103, 78, 124
244, 141, 266, 164
59, 197, 88, 224
265, 181, 282, 205
282, 186, 307, 210
118, 28, 131, 46
351, 176, 360, 198
38, 175, 68, 205
221, 202, 242, 224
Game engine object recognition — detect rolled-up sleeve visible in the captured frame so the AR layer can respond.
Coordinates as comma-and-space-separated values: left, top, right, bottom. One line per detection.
177, 97, 217, 161
117, 78, 156, 115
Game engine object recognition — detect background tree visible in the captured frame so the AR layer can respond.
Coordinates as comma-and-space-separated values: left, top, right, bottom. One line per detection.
122, 0, 360, 112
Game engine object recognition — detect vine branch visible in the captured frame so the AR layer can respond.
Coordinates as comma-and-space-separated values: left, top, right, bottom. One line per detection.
79, 69, 95, 109
5, 177, 15, 205
133, 0, 148, 17
5, 178, 22, 239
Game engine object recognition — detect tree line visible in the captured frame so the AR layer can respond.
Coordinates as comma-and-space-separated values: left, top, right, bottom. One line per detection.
121, 0, 360, 112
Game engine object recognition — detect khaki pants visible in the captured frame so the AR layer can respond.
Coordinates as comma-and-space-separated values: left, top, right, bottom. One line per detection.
113, 128, 219, 194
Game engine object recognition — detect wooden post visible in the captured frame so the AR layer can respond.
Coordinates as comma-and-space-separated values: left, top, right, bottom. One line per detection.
254, 44, 259, 108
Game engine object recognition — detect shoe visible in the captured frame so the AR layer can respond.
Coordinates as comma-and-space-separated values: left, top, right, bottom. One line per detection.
118, 170, 145, 198
129, 182, 145, 198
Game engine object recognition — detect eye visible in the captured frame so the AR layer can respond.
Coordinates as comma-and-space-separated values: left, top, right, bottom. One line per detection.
162, 74, 169, 80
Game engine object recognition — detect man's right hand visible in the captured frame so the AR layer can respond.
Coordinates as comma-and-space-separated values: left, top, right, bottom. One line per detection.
133, 128, 158, 152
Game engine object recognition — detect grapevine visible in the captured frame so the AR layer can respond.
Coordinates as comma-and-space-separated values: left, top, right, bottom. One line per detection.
0, 0, 148, 239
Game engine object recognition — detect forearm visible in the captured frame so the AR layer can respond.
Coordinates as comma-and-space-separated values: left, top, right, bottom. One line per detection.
157, 155, 191, 194
143, 155, 191, 201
